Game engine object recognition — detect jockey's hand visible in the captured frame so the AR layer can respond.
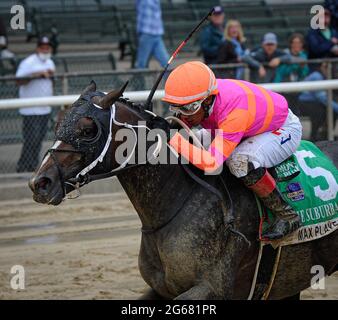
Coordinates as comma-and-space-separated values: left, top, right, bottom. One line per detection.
147, 116, 172, 140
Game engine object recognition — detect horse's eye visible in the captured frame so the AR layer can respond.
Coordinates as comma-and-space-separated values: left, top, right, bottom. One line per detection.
82, 128, 94, 137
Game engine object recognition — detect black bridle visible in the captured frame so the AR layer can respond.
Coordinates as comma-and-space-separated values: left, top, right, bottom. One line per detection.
45, 94, 249, 245
47, 95, 152, 199
45, 148, 85, 199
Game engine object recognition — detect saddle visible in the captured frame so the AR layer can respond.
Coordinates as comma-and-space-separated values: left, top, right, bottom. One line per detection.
184, 140, 338, 247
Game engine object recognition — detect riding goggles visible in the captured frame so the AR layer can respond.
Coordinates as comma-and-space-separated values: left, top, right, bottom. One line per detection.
169, 99, 204, 116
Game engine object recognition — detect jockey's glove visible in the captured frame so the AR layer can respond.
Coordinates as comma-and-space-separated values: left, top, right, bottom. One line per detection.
147, 116, 173, 141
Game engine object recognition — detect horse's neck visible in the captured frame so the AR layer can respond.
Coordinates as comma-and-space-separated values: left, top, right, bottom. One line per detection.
117, 163, 190, 230
112, 103, 191, 229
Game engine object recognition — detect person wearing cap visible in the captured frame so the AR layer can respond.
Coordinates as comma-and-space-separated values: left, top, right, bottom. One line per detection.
200, 6, 225, 65
16, 36, 55, 172
306, 8, 338, 60
147, 61, 302, 240
242, 33, 292, 82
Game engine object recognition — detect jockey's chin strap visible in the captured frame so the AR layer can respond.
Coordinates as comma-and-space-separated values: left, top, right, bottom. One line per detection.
50, 103, 163, 201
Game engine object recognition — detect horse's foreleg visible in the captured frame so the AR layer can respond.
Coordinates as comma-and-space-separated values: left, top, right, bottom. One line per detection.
139, 288, 167, 300
174, 283, 219, 300
175, 229, 252, 300
220, 226, 254, 299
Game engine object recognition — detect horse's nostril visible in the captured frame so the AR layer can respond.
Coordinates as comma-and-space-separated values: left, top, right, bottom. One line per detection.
36, 177, 52, 192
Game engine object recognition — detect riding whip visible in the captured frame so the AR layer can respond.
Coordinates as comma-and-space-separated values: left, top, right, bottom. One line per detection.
145, 7, 215, 111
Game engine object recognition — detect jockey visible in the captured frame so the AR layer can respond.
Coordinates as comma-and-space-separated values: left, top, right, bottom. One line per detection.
150, 61, 302, 240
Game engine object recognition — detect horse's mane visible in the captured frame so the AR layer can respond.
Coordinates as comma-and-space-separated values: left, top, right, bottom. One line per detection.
117, 97, 154, 120
79, 90, 151, 118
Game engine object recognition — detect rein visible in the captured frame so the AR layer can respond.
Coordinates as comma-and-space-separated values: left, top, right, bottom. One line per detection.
49, 98, 249, 243
48, 98, 162, 199
44, 148, 85, 199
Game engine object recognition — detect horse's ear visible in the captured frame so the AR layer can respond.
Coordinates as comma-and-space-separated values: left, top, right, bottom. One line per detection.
80, 80, 97, 97
99, 81, 129, 109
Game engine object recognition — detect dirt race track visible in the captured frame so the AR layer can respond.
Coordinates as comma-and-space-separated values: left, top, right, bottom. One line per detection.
0, 192, 336, 300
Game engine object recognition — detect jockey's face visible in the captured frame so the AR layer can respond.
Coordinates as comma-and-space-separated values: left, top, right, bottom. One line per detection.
180, 106, 205, 127
180, 96, 214, 127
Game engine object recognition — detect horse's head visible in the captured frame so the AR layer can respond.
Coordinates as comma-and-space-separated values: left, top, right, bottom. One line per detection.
29, 80, 138, 205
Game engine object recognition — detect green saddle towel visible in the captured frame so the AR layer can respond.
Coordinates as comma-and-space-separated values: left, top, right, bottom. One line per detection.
258, 140, 338, 247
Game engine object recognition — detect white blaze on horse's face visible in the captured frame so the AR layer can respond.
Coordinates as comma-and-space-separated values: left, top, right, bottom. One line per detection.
40, 140, 62, 167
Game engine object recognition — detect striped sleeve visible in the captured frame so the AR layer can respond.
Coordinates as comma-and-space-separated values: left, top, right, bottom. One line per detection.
209, 108, 248, 165
169, 108, 249, 173
169, 132, 219, 173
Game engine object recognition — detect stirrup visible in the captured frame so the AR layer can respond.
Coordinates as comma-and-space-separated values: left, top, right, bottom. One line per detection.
262, 215, 301, 240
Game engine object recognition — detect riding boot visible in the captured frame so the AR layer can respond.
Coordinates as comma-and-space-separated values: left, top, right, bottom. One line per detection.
241, 167, 301, 240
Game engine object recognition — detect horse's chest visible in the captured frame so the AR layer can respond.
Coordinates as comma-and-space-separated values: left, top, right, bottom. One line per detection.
159, 233, 219, 288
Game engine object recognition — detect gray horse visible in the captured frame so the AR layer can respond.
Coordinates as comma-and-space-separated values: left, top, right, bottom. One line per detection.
29, 82, 338, 300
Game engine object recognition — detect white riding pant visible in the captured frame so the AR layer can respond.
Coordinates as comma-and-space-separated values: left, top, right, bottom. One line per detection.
226, 108, 302, 178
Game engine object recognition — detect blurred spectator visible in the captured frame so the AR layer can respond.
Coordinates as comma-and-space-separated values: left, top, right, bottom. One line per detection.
26, 8, 40, 43
0, 17, 5, 36
50, 25, 60, 55
242, 33, 291, 82
0, 36, 15, 60
274, 33, 309, 83
16, 36, 55, 172
135, 0, 169, 68
325, 0, 338, 30
0, 17, 16, 75
200, 6, 225, 65
217, 19, 247, 79
298, 62, 338, 140
0, 17, 7, 49
306, 8, 338, 59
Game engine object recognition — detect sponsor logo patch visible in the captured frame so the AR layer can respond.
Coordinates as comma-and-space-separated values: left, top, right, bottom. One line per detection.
286, 182, 305, 201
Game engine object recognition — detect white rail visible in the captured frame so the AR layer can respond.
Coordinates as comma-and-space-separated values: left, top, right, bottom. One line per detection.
0, 80, 337, 109
0, 80, 337, 140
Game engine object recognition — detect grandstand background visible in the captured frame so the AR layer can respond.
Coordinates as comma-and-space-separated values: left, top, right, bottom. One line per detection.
0, 0, 337, 174
0, 1, 337, 302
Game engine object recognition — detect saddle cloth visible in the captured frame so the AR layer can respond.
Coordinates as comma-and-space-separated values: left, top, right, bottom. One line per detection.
259, 140, 338, 247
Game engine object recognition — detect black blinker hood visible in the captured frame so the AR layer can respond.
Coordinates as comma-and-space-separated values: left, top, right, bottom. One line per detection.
55, 91, 113, 170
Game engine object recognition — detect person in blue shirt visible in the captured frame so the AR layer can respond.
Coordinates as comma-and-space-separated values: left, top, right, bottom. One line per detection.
299, 63, 338, 114
298, 62, 338, 140
135, 0, 169, 69
200, 6, 225, 65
